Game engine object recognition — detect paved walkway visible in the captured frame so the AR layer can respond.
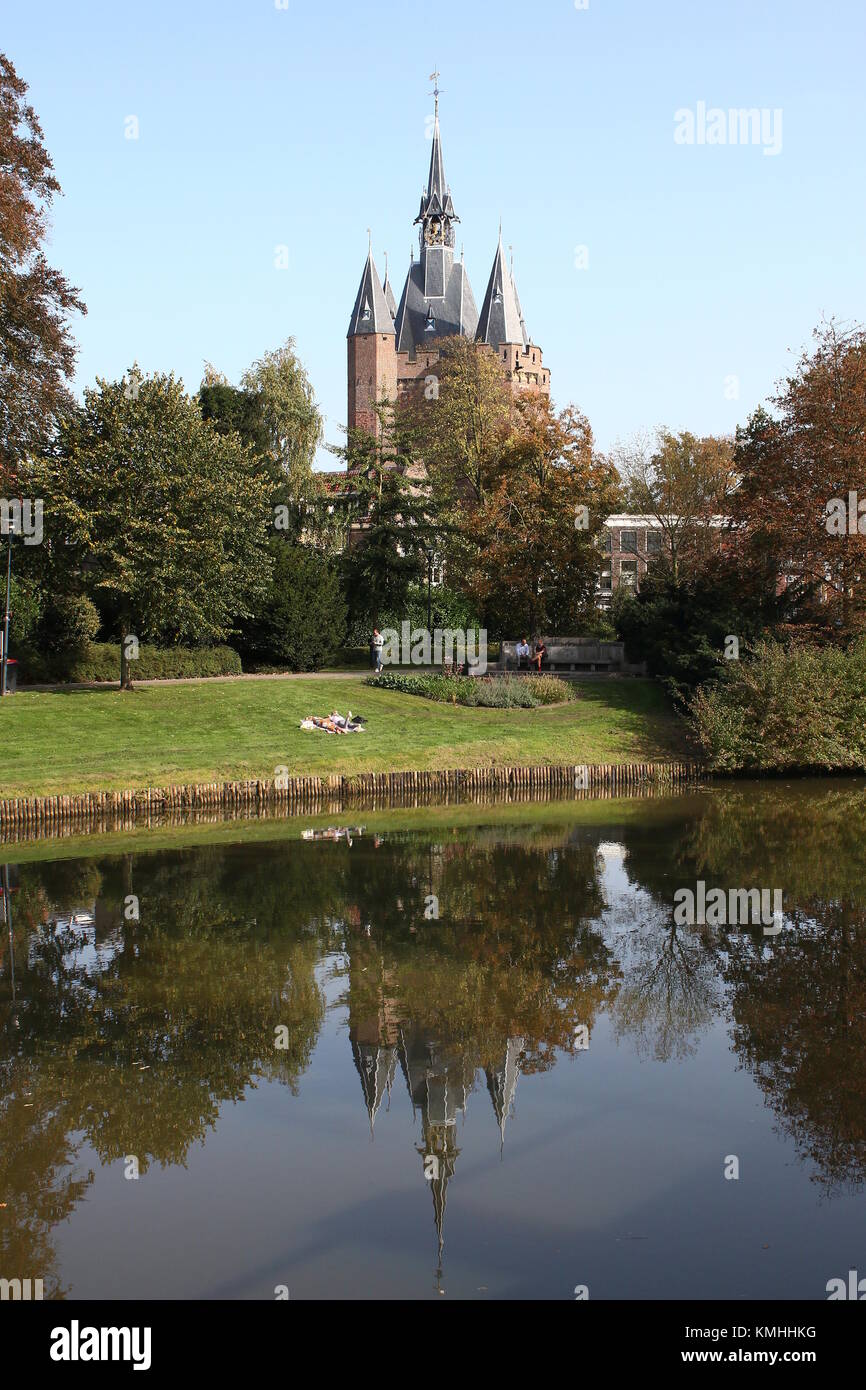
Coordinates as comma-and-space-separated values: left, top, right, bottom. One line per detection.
25, 669, 368, 692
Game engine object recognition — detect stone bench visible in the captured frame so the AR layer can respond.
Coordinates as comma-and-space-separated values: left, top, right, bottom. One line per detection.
497, 638, 640, 675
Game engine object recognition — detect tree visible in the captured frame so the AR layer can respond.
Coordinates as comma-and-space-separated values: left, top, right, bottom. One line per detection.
198, 380, 270, 459
731, 319, 866, 639
613, 563, 777, 699
239, 538, 346, 671
468, 394, 620, 635
336, 399, 441, 630
0, 53, 85, 486
28, 369, 275, 688
614, 428, 736, 582
408, 337, 514, 512
241, 340, 323, 503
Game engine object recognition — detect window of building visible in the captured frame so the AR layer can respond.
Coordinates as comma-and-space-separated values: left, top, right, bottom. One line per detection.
599, 567, 612, 591
619, 560, 638, 589
646, 529, 662, 554
601, 532, 612, 553
619, 529, 638, 553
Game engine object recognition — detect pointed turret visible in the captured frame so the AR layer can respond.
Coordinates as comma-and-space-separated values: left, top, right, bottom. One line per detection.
485, 1035, 525, 1153
347, 248, 395, 337
476, 230, 529, 351
382, 254, 398, 321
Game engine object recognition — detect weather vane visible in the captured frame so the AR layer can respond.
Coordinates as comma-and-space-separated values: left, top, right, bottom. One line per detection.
429, 67, 441, 116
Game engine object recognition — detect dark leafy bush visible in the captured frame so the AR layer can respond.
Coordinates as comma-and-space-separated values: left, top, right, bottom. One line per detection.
38, 592, 101, 654
239, 540, 346, 672
688, 639, 866, 771
613, 569, 772, 699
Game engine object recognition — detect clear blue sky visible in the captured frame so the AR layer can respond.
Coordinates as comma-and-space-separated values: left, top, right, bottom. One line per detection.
6, 0, 865, 465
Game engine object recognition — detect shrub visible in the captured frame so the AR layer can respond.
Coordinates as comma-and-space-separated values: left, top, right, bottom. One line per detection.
367, 670, 572, 709
39, 592, 101, 654
527, 674, 575, 706
688, 639, 866, 771
239, 540, 346, 671
7, 575, 43, 647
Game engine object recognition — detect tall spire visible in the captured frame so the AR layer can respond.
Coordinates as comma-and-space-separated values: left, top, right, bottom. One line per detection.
416, 74, 457, 246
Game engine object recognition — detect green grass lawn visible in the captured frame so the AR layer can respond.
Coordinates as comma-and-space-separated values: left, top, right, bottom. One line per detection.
0, 675, 689, 798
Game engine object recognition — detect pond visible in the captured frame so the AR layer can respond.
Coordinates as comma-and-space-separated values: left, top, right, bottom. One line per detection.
1, 779, 864, 1301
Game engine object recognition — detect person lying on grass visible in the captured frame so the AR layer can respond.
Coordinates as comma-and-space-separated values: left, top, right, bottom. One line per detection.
300, 711, 366, 734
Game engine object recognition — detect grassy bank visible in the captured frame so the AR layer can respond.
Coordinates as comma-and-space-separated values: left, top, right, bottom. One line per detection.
0, 675, 687, 798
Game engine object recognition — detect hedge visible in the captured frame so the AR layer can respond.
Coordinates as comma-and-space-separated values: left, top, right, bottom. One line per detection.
19, 642, 243, 684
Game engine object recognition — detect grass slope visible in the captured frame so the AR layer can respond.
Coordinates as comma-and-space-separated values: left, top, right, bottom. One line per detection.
0, 676, 687, 798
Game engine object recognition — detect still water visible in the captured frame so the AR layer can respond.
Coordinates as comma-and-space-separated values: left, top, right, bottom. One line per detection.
1, 781, 864, 1301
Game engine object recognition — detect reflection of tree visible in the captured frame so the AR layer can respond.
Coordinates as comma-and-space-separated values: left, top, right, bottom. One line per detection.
0, 1059, 93, 1297
619, 782, 866, 1186
722, 902, 866, 1193
610, 908, 719, 1061
340, 831, 619, 1071
0, 844, 329, 1286
6, 780, 864, 1290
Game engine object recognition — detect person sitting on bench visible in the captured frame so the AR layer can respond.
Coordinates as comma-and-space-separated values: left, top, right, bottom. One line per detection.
531, 638, 548, 674
515, 636, 531, 671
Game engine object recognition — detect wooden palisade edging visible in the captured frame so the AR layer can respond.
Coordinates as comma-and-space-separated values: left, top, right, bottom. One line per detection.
0, 761, 704, 840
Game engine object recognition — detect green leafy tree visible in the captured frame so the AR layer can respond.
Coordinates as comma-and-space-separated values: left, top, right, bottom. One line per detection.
28, 369, 275, 688
241, 340, 323, 505
338, 400, 441, 630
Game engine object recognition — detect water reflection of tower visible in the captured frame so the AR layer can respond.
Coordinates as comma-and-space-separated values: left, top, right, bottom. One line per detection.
345, 932, 525, 1289
400, 1025, 475, 1290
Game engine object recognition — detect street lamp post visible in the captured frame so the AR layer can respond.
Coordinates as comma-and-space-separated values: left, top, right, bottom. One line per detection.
1, 527, 12, 697
425, 547, 434, 638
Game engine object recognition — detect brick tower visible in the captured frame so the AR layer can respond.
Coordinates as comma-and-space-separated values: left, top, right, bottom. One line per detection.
347, 246, 398, 438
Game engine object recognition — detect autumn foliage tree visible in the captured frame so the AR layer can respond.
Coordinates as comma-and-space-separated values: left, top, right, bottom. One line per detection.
731, 319, 866, 638
469, 394, 620, 635
614, 428, 737, 582
404, 337, 618, 635
0, 52, 84, 487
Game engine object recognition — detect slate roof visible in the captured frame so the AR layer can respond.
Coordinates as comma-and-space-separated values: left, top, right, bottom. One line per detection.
383, 267, 398, 320
476, 233, 529, 350
394, 255, 478, 355
347, 250, 396, 337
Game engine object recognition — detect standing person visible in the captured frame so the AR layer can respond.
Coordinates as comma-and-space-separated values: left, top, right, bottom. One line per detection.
371, 627, 384, 673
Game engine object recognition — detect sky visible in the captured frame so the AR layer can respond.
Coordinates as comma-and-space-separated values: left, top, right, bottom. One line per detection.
5, 0, 865, 467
